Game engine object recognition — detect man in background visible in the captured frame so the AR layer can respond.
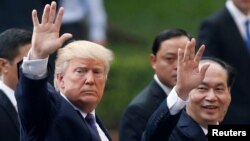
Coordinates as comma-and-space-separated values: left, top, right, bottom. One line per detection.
0, 28, 31, 141
119, 28, 191, 141
197, 0, 250, 124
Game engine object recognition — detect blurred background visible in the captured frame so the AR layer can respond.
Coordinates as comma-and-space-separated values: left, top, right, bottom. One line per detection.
99, 0, 225, 139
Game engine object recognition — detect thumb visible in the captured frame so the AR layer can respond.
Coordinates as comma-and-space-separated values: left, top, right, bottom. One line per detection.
59, 33, 73, 45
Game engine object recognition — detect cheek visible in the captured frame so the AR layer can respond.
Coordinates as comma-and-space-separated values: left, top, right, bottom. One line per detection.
61, 76, 84, 91
97, 81, 106, 93
189, 93, 205, 103
221, 96, 231, 109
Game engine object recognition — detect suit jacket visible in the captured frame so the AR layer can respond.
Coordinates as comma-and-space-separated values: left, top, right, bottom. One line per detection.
142, 101, 207, 141
15, 70, 112, 141
197, 7, 250, 124
0, 90, 19, 141
119, 80, 167, 141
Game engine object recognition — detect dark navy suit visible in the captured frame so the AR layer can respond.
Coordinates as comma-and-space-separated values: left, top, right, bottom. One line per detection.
142, 101, 207, 141
119, 80, 167, 141
15, 70, 112, 141
0, 90, 19, 141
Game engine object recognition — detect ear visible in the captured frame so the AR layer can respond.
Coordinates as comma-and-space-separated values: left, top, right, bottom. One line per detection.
56, 73, 64, 88
0, 58, 8, 75
150, 54, 157, 70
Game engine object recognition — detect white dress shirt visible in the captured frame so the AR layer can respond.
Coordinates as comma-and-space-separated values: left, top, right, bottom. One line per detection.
226, 0, 250, 41
0, 81, 17, 111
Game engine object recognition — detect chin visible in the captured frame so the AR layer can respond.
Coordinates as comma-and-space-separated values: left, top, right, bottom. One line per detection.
203, 116, 218, 124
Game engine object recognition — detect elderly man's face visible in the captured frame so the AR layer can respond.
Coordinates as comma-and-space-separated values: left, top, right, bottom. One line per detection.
186, 62, 231, 127
57, 58, 106, 112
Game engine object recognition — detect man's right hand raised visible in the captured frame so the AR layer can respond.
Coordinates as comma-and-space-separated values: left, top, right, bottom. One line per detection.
30, 1, 72, 60
175, 38, 209, 100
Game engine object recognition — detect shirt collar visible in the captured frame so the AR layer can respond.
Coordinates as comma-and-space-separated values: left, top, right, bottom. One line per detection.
226, 0, 250, 39
200, 122, 219, 135
59, 92, 95, 118
153, 74, 171, 96
200, 125, 208, 135
0, 81, 17, 110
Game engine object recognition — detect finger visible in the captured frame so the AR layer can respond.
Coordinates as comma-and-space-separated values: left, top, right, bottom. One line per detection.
199, 63, 210, 79
41, 4, 50, 24
194, 44, 205, 64
55, 7, 64, 30
32, 9, 39, 26
178, 48, 184, 64
183, 40, 191, 61
189, 38, 196, 60
48, 1, 57, 23
59, 33, 73, 46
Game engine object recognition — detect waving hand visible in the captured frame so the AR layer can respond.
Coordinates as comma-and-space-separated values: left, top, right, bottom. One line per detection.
30, 1, 72, 60
175, 38, 210, 100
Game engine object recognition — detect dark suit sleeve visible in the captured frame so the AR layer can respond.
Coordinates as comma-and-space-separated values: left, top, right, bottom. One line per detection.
141, 100, 181, 141
15, 69, 54, 135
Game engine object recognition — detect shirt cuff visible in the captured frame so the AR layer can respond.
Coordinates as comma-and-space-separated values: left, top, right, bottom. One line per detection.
21, 51, 48, 79
167, 86, 188, 115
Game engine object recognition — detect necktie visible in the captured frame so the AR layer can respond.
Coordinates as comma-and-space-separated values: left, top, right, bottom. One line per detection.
85, 114, 101, 141
245, 20, 250, 53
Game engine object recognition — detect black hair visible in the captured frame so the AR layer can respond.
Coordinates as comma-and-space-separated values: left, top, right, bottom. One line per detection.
151, 28, 192, 55
0, 28, 32, 63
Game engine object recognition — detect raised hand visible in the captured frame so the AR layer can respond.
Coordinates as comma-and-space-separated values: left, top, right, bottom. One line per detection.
175, 38, 209, 100
30, 1, 72, 60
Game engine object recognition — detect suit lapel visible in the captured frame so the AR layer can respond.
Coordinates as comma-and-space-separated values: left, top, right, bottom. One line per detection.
222, 8, 250, 57
178, 110, 207, 141
150, 80, 167, 99
0, 90, 19, 130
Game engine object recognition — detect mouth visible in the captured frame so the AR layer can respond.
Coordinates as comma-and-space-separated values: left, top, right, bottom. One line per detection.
172, 75, 177, 81
83, 90, 96, 95
202, 105, 218, 113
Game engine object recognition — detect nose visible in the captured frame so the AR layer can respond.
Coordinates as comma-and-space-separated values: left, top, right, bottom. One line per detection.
84, 71, 94, 85
205, 89, 216, 101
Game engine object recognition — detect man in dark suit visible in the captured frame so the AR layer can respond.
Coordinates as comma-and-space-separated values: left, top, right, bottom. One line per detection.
142, 39, 236, 141
15, 2, 113, 140
119, 29, 191, 141
197, 0, 250, 124
0, 28, 32, 141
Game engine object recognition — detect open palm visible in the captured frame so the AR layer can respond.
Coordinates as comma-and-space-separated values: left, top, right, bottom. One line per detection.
30, 2, 72, 59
